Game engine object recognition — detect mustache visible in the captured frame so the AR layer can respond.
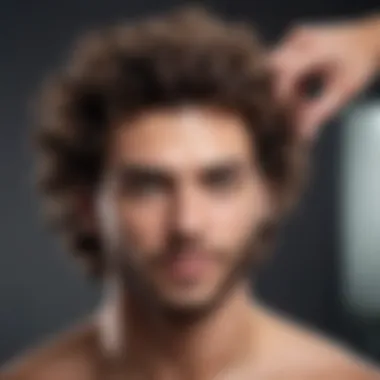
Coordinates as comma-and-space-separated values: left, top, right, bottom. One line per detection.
149, 233, 228, 265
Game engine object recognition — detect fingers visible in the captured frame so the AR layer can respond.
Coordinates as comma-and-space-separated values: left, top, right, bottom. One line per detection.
297, 83, 348, 141
269, 46, 332, 141
271, 44, 353, 141
296, 74, 365, 141
270, 49, 324, 104
270, 26, 361, 142
269, 26, 327, 105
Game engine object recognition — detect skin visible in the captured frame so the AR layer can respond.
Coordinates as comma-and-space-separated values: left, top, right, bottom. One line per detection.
2, 13, 380, 380
98, 106, 270, 318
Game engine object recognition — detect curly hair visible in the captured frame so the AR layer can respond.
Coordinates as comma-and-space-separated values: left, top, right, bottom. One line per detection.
34, 6, 307, 276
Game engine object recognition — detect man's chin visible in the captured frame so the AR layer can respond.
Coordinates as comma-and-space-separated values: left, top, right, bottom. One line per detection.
153, 287, 227, 324
125, 266, 244, 323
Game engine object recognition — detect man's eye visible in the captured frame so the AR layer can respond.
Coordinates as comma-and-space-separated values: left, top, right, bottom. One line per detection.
204, 171, 239, 191
137, 181, 162, 193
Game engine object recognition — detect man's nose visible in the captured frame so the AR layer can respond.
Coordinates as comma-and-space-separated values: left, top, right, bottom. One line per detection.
170, 186, 206, 236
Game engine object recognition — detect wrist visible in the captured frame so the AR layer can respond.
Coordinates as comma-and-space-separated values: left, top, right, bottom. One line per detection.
362, 14, 380, 67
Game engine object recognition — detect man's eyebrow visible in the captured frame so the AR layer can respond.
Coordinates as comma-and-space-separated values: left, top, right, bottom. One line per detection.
201, 160, 246, 174
115, 163, 172, 180
113, 159, 247, 180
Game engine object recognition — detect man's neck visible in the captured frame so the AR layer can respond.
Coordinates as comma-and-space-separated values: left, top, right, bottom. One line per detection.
98, 280, 257, 380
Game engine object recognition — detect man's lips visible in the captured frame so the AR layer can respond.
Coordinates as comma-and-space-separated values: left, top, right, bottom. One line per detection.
164, 253, 214, 280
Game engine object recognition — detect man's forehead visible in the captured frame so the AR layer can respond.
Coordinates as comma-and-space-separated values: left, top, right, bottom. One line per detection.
109, 106, 254, 167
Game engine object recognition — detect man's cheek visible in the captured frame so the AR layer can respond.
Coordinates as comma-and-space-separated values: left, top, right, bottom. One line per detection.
120, 209, 164, 247
217, 208, 256, 243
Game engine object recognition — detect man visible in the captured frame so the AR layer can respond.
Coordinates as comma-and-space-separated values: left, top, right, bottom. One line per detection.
1, 6, 380, 380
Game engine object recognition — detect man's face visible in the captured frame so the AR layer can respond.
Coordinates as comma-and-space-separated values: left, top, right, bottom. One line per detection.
97, 106, 271, 316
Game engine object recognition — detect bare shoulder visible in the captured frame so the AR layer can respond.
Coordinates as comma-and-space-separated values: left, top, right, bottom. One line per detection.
0, 320, 100, 380
256, 306, 380, 380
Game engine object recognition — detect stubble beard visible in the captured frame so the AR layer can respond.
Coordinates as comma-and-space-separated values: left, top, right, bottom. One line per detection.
108, 219, 277, 326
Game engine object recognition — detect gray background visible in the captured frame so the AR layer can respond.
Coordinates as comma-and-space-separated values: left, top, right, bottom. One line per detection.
1, 0, 379, 366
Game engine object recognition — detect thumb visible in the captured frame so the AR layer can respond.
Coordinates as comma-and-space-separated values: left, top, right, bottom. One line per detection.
296, 77, 353, 141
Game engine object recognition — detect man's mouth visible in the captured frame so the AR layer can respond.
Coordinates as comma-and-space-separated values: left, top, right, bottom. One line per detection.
164, 252, 214, 281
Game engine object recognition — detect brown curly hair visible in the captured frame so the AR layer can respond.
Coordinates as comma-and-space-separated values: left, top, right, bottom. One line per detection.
34, 6, 307, 276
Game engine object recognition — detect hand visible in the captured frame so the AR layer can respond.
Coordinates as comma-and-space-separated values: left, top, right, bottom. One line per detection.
270, 15, 380, 141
